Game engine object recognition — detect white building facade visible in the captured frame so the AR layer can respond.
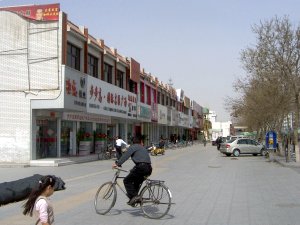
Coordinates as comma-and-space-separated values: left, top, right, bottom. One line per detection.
208, 111, 232, 141
0, 4, 203, 164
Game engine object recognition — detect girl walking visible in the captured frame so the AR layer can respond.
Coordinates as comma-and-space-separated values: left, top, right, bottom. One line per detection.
23, 175, 56, 225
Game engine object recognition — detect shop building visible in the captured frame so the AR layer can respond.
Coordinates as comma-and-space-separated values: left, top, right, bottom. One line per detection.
0, 3, 206, 164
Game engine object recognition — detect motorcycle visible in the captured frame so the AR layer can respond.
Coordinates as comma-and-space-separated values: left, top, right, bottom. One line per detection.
146, 143, 165, 156
145, 143, 155, 152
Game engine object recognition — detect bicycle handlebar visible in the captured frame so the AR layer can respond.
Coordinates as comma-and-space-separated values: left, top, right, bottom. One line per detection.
113, 167, 128, 173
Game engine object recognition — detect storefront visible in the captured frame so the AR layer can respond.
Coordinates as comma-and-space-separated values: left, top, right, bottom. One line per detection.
34, 111, 112, 159
158, 104, 168, 140
62, 112, 111, 156
137, 103, 152, 145
33, 66, 138, 159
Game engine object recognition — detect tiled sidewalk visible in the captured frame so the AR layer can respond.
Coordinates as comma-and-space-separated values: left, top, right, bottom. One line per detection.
268, 152, 300, 168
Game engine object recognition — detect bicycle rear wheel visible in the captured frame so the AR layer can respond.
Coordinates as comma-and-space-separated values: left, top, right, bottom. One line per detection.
94, 181, 117, 215
140, 183, 172, 219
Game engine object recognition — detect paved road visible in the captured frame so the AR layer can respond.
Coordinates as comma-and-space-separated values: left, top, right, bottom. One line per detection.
1, 143, 300, 225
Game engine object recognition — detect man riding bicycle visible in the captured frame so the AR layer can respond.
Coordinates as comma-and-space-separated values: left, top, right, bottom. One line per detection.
112, 136, 152, 206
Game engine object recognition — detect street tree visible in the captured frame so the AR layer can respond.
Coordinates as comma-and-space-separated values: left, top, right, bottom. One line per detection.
228, 16, 300, 160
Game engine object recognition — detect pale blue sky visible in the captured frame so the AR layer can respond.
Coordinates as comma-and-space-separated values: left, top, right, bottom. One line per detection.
1, 0, 300, 121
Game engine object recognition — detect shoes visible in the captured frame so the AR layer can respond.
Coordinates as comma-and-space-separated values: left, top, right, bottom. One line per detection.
127, 195, 141, 207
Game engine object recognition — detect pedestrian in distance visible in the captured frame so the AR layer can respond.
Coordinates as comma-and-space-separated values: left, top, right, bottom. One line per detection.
115, 136, 128, 160
112, 136, 152, 206
216, 137, 222, 150
158, 136, 165, 149
23, 175, 56, 225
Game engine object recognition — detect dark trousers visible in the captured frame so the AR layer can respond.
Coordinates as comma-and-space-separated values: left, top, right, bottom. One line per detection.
115, 146, 122, 160
123, 163, 152, 199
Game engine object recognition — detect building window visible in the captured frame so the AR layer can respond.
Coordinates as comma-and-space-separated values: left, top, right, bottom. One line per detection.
87, 54, 98, 77
166, 96, 169, 106
117, 70, 124, 88
129, 80, 137, 94
67, 43, 80, 71
140, 82, 145, 103
161, 94, 165, 105
146, 85, 151, 105
104, 63, 113, 84
157, 91, 161, 104
153, 89, 157, 104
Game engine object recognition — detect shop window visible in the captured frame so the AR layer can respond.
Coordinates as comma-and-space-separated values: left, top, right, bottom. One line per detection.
78, 122, 93, 142
36, 119, 57, 159
61, 121, 73, 156
95, 124, 107, 153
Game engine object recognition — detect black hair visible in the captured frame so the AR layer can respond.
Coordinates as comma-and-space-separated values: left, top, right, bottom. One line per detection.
23, 175, 56, 216
133, 136, 141, 144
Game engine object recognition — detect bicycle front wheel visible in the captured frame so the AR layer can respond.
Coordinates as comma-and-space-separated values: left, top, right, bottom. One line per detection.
94, 181, 117, 215
140, 183, 172, 219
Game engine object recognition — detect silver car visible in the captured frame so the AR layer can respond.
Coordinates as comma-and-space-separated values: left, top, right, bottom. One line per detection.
220, 138, 266, 157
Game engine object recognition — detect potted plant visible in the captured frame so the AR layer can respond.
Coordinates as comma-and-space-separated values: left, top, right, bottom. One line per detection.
77, 129, 93, 155
95, 132, 107, 141
95, 130, 107, 153
82, 132, 92, 141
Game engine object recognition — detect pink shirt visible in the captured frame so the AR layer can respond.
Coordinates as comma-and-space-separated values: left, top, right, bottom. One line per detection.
35, 198, 49, 223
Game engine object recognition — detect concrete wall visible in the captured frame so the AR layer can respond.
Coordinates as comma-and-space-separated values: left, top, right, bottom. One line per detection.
0, 11, 61, 162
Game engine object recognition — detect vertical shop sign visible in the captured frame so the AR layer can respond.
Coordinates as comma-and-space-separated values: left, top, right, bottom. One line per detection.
64, 68, 87, 111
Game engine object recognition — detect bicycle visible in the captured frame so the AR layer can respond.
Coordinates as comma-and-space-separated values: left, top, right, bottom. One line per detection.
94, 167, 173, 219
165, 140, 176, 150
98, 143, 115, 160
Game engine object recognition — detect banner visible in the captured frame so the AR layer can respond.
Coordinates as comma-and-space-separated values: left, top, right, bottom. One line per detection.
0, 3, 60, 21
87, 76, 137, 119
130, 58, 140, 83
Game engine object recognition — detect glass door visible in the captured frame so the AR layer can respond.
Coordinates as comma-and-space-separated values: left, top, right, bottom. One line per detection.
61, 121, 73, 156
36, 119, 57, 158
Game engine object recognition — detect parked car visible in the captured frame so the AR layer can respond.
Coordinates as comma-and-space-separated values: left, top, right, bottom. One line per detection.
228, 135, 245, 141
219, 138, 266, 157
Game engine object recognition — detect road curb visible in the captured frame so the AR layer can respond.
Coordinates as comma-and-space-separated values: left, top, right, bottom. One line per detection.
273, 158, 300, 168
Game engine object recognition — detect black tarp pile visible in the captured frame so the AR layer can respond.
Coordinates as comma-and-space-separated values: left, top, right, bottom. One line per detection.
0, 174, 66, 206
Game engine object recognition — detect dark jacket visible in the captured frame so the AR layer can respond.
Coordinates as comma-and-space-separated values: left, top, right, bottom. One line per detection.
0, 174, 65, 206
116, 144, 151, 166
